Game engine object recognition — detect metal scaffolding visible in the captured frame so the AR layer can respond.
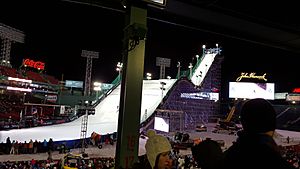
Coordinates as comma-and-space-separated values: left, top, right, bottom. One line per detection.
0, 23, 25, 67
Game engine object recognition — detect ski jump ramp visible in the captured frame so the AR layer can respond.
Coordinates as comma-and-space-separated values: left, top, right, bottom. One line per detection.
0, 79, 177, 142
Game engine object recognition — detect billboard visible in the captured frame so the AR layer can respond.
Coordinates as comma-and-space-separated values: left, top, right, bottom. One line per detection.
23, 58, 45, 70
154, 116, 169, 132
274, 93, 288, 100
46, 95, 57, 102
65, 80, 83, 88
101, 83, 114, 90
229, 82, 274, 100
286, 93, 300, 101
180, 92, 219, 101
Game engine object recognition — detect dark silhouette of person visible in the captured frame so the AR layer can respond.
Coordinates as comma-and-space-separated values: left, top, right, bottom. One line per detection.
223, 98, 295, 169
5, 137, 12, 154
47, 138, 54, 160
191, 138, 224, 169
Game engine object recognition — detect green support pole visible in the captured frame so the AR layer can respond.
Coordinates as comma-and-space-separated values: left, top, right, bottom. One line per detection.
115, 5, 147, 169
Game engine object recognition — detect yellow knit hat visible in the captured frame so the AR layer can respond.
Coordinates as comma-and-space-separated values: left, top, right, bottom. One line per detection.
145, 130, 172, 168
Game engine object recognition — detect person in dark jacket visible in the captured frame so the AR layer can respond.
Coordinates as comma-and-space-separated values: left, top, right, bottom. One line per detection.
191, 138, 224, 169
223, 98, 295, 169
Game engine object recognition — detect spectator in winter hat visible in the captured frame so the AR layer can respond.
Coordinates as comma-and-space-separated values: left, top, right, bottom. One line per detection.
145, 129, 173, 169
223, 98, 294, 169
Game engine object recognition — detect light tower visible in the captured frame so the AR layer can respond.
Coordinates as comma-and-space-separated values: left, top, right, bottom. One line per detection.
196, 54, 199, 62
116, 62, 123, 81
80, 50, 98, 155
0, 23, 25, 67
188, 62, 193, 80
156, 57, 171, 79
160, 81, 166, 99
177, 61, 181, 79
81, 50, 99, 96
202, 44, 206, 55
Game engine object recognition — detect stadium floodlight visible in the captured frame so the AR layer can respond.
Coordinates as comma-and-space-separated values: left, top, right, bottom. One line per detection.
0, 23, 25, 67
216, 43, 221, 54
116, 62, 123, 77
196, 54, 199, 62
0, 23, 25, 42
93, 86, 101, 91
146, 73, 152, 80
177, 61, 181, 68
202, 44, 206, 55
93, 82, 102, 99
120, 0, 127, 8
93, 82, 102, 91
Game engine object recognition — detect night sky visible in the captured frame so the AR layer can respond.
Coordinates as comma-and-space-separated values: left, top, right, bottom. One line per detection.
1, 0, 300, 96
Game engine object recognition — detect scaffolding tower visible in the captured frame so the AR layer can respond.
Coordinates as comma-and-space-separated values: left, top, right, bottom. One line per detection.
80, 110, 89, 154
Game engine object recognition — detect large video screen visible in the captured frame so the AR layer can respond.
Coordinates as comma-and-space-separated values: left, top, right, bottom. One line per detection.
229, 82, 274, 100
154, 117, 169, 132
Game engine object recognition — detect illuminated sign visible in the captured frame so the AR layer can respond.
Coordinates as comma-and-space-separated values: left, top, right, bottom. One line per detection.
180, 92, 219, 101
65, 80, 83, 88
23, 59, 45, 70
236, 72, 267, 82
46, 95, 57, 102
286, 93, 300, 101
293, 88, 300, 93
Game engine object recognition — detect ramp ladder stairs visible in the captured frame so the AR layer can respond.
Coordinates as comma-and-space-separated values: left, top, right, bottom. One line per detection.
80, 110, 88, 154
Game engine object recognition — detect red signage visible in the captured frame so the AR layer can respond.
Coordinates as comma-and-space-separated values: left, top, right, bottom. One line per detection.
293, 88, 300, 93
23, 59, 45, 70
